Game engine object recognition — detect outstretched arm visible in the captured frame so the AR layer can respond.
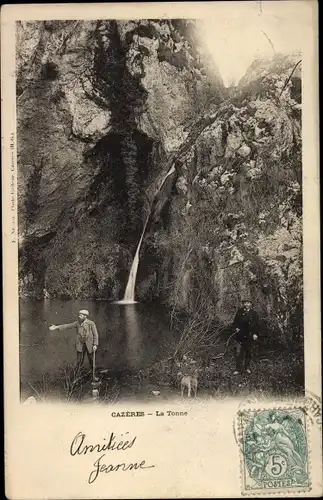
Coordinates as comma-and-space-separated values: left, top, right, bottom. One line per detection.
49, 322, 77, 331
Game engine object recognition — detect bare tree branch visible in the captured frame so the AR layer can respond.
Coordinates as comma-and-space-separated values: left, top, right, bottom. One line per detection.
278, 60, 302, 99
261, 30, 276, 55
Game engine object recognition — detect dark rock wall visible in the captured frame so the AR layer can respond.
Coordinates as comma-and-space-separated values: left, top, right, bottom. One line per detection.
17, 21, 302, 341
17, 19, 223, 299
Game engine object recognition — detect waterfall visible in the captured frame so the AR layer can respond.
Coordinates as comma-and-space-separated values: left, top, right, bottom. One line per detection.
122, 215, 150, 303
117, 164, 176, 304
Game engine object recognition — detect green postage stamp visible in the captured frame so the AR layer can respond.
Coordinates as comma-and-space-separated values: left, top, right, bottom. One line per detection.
238, 408, 310, 494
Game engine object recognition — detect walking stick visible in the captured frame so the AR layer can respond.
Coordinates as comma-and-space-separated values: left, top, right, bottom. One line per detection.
91, 348, 101, 396
92, 348, 96, 382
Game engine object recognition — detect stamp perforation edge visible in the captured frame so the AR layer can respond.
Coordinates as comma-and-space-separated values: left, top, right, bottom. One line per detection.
237, 405, 312, 496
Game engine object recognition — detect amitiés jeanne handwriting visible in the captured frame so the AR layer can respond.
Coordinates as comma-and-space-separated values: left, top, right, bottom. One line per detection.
70, 431, 155, 484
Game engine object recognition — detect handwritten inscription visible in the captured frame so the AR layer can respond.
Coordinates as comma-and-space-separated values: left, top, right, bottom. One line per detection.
70, 431, 155, 484
88, 454, 153, 484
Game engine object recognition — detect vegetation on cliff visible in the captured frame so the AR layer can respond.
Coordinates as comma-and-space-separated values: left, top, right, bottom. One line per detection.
17, 21, 302, 365
17, 19, 223, 299
150, 53, 302, 347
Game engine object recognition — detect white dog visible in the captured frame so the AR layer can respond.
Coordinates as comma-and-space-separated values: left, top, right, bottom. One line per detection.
178, 371, 199, 398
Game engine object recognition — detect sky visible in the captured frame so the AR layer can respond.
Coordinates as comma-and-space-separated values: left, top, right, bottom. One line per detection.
198, 1, 311, 86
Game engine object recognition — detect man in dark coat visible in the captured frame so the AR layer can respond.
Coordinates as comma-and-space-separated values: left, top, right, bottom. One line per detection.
232, 299, 259, 375
49, 309, 99, 379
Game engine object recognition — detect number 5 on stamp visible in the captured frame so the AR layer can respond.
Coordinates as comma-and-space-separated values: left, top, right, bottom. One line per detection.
238, 408, 310, 494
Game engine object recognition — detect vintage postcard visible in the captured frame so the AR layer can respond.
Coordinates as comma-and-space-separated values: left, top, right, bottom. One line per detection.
2, 1, 322, 498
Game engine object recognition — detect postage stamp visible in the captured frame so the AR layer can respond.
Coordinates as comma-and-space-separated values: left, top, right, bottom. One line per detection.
238, 408, 310, 495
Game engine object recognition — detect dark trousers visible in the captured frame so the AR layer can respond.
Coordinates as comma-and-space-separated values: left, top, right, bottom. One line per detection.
235, 341, 252, 371
76, 343, 93, 370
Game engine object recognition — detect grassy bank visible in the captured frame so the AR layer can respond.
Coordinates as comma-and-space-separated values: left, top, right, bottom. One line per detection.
22, 329, 304, 404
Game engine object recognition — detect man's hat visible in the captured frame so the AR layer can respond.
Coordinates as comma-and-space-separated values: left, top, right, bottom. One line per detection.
241, 298, 253, 304
79, 309, 89, 316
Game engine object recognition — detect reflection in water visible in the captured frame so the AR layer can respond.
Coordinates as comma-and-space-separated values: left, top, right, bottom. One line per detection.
42, 298, 51, 316
124, 305, 143, 370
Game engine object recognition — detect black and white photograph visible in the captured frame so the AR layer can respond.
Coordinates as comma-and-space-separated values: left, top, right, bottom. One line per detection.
3, 3, 321, 499
16, 13, 305, 406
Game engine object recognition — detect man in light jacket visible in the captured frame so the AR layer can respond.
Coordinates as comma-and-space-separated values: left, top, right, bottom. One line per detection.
49, 310, 99, 378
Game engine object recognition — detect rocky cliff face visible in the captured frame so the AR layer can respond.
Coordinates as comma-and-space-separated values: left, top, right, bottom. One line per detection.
148, 52, 302, 342
17, 21, 302, 341
17, 19, 224, 299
